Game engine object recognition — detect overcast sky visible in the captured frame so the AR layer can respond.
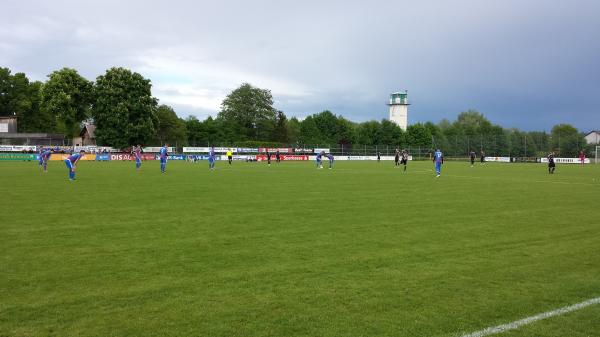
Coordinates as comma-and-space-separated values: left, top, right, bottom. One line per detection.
1, 0, 599, 131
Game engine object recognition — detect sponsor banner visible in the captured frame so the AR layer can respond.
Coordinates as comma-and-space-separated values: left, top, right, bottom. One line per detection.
236, 147, 258, 153
73, 146, 117, 153
49, 154, 96, 161
313, 148, 330, 154
293, 148, 314, 154
141, 153, 156, 160
111, 153, 151, 161
110, 153, 133, 161
183, 147, 233, 153
143, 147, 175, 153
333, 155, 410, 161
191, 155, 249, 161
258, 147, 292, 153
0, 145, 38, 152
256, 154, 308, 161
540, 157, 591, 164
343, 155, 376, 160
96, 154, 110, 161
187, 154, 211, 160
185, 147, 227, 153
0, 153, 37, 161
484, 156, 511, 163
165, 154, 186, 160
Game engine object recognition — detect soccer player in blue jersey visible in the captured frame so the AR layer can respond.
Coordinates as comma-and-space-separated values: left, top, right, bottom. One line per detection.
133, 145, 142, 171
39, 148, 52, 172
326, 153, 334, 169
159, 144, 168, 173
38, 147, 44, 167
316, 151, 324, 169
208, 146, 216, 170
64, 150, 85, 180
433, 149, 444, 177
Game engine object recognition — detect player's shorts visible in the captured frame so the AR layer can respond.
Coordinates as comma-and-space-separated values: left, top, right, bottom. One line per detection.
64, 159, 73, 170
160, 158, 167, 163
548, 162, 555, 167
228, 156, 232, 160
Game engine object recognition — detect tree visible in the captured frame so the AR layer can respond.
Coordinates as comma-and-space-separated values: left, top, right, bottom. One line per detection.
0, 68, 50, 132
0, 67, 15, 116
186, 116, 207, 146
19, 81, 51, 132
155, 105, 187, 146
356, 121, 381, 145
274, 110, 288, 143
41, 68, 93, 136
203, 116, 227, 145
218, 83, 277, 141
550, 124, 585, 157
335, 117, 357, 145
299, 116, 324, 144
454, 109, 492, 136
312, 110, 339, 144
287, 117, 301, 144
93, 67, 158, 148
406, 123, 432, 148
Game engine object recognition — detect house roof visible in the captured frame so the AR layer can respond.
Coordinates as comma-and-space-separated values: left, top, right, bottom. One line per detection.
585, 130, 599, 136
80, 124, 96, 138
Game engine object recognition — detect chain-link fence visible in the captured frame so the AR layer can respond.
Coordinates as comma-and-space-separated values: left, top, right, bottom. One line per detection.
197, 132, 592, 159
1, 133, 595, 159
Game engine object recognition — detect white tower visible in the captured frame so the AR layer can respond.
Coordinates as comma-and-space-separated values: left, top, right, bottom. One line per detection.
388, 91, 409, 130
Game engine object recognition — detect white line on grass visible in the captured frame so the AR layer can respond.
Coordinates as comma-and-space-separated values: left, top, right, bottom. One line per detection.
460, 296, 600, 337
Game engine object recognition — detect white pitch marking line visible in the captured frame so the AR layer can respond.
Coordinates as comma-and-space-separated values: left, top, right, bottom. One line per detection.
460, 296, 600, 337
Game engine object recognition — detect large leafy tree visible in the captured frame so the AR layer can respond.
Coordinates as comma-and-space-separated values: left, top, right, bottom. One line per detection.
93, 67, 158, 148
19, 81, 50, 132
454, 109, 493, 136
155, 104, 187, 146
356, 121, 381, 145
335, 117, 357, 145
0, 67, 16, 116
379, 119, 404, 146
186, 116, 208, 146
218, 83, 277, 141
550, 124, 585, 157
274, 110, 288, 143
406, 123, 432, 148
299, 116, 324, 144
0, 68, 50, 132
286, 117, 301, 144
41, 68, 93, 136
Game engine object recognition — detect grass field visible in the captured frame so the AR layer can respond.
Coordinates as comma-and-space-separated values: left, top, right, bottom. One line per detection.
1, 159, 599, 337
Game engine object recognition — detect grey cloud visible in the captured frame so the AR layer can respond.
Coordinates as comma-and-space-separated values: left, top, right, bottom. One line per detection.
1, 0, 599, 130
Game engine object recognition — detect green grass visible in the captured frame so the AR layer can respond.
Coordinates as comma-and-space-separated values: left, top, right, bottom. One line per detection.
1, 160, 599, 337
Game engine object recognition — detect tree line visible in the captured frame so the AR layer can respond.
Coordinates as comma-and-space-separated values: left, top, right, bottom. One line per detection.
0, 67, 593, 157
